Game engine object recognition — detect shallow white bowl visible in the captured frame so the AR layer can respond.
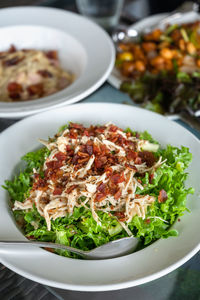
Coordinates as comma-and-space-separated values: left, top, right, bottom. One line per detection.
0, 103, 199, 291
0, 7, 115, 118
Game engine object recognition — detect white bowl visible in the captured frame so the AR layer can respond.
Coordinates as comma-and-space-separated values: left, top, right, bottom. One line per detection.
0, 7, 115, 118
0, 103, 199, 291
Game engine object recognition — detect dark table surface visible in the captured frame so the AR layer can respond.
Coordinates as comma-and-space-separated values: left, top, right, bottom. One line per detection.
0, 1, 199, 299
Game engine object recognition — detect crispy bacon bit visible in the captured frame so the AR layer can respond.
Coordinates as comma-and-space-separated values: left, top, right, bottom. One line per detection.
126, 140, 136, 149
86, 144, 93, 155
69, 123, 84, 129
149, 173, 154, 184
114, 211, 125, 220
33, 173, 40, 179
109, 125, 118, 132
127, 150, 138, 160
79, 145, 86, 152
135, 157, 142, 164
78, 157, 89, 164
66, 145, 73, 151
117, 135, 126, 146
66, 145, 72, 151
66, 185, 76, 194
97, 183, 106, 194
46, 50, 58, 60
7, 82, 23, 100
37, 70, 52, 78
110, 136, 118, 143
46, 160, 63, 170
94, 159, 103, 169
72, 154, 79, 165
27, 83, 44, 96
77, 151, 89, 158
95, 156, 107, 169
138, 151, 156, 167
37, 178, 47, 187
3, 55, 24, 66
101, 144, 109, 155
33, 177, 47, 191
66, 145, 74, 156
158, 189, 168, 203
93, 144, 100, 155
114, 189, 122, 200
95, 127, 105, 133
69, 129, 78, 139
110, 172, 125, 184
53, 187, 62, 195
105, 167, 113, 177
54, 152, 67, 161
95, 193, 106, 202
84, 130, 90, 137
125, 163, 137, 171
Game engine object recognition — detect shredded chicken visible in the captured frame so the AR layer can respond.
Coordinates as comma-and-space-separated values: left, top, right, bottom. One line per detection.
13, 122, 166, 233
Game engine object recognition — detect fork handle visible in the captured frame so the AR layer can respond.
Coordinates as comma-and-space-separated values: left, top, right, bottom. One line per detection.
0, 240, 86, 257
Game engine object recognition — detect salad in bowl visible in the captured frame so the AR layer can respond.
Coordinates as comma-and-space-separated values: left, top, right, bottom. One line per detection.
4, 121, 193, 258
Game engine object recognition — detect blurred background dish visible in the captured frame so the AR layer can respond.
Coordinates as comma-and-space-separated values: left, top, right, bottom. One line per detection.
0, 6, 115, 118
0, 39, 75, 102
108, 11, 200, 118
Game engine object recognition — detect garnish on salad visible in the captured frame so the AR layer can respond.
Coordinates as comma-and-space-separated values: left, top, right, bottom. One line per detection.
116, 21, 200, 114
3, 122, 193, 258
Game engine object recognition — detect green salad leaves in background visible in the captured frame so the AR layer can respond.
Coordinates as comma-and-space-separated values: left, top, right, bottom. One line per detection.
3, 128, 193, 258
120, 71, 200, 115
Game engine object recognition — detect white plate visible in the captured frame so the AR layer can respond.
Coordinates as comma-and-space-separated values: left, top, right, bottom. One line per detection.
0, 103, 199, 291
0, 7, 115, 119
108, 12, 200, 118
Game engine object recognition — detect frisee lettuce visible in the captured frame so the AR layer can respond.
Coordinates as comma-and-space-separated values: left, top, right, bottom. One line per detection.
3, 128, 193, 258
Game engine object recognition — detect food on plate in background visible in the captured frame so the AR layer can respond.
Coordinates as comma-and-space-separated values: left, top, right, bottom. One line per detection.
116, 21, 200, 114
116, 21, 200, 78
3, 122, 193, 258
120, 71, 200, 114
0, 45, 74, 102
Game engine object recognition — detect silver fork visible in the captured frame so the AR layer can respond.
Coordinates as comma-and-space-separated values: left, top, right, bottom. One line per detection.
0, 236, 139, 260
